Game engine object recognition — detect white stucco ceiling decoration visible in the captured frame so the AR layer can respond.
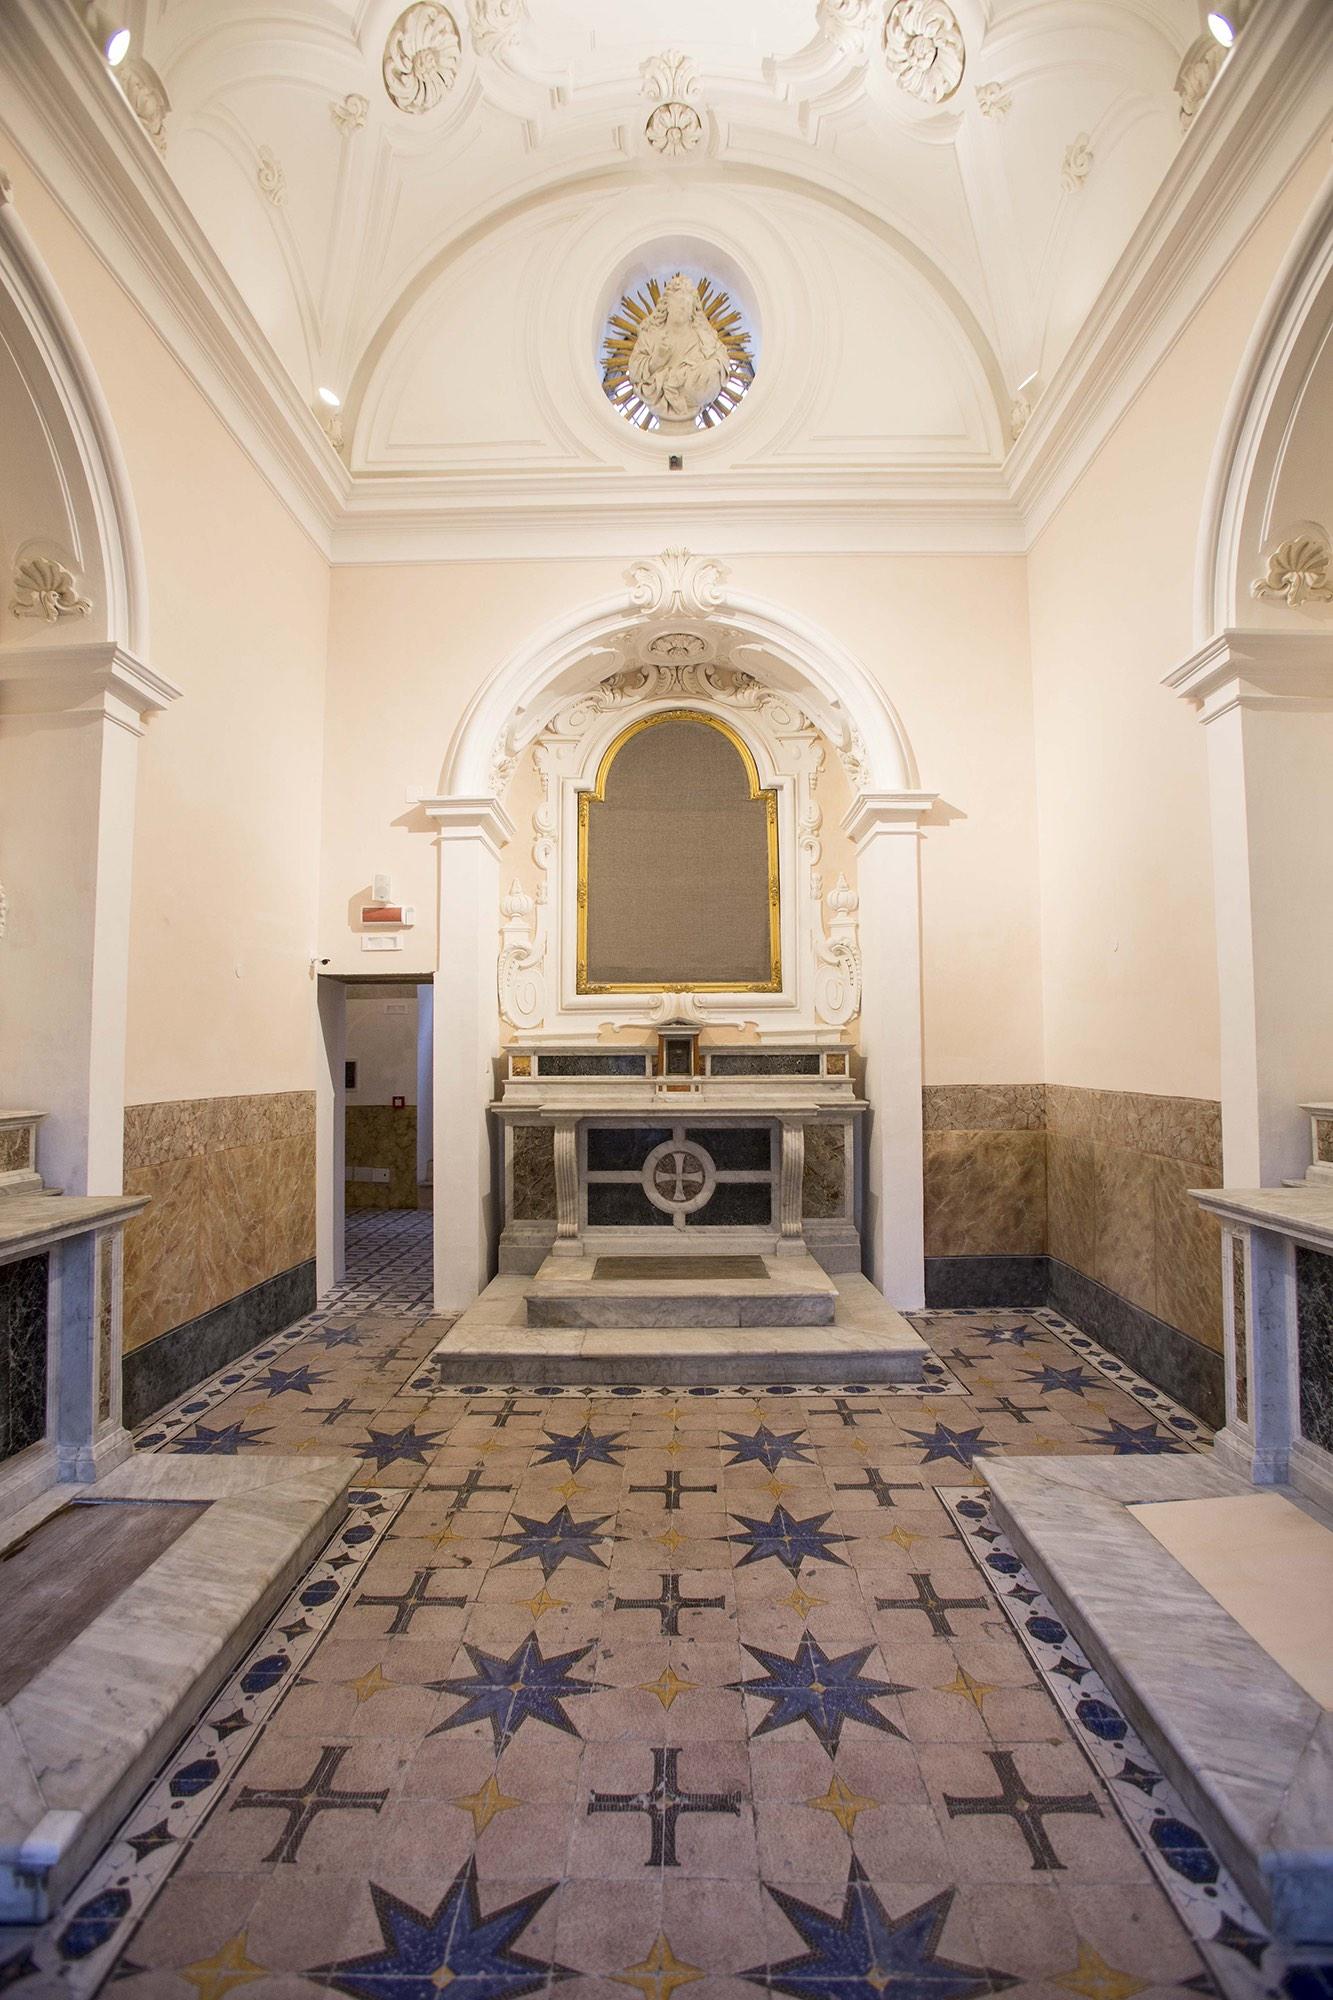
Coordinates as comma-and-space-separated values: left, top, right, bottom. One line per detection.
882, 0, 965, 106
126, 0, 1203, 497
602, 273, 755, 431
382, 3, 462, 112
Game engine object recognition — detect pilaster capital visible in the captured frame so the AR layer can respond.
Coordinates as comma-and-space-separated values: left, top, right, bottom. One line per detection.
422, 794, 516, 856
840, 789, 939, 847
0, 640, 180, 734
1164, 627, 1333, 723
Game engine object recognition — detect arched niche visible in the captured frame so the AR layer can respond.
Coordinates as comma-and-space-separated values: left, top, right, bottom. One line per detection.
577, 710, 780, 994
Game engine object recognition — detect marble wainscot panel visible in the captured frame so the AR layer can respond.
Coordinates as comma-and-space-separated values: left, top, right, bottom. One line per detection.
121, 1094, 315, 1423
1046, 1085, 1224, 1425
923, 1084, 1048, 1305
987, 1452, 1333, 1945
345, 1103, 418, 1210
0, 1449, 354, 1921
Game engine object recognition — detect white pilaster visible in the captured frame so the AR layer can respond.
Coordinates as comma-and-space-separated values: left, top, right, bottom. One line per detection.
1166, 630, 1333, 1187
0, 642, 179, 1195
424, 796, 515, 1312
841, 790, 937, 1308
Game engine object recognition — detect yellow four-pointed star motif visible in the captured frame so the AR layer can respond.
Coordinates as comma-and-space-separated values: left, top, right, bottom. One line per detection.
611, 1934, 704, 2000
804, 1771, 879, 1836
180, 1934, 266, 2000
637, 1665, 696, 1711
935, 1667, 995, 1713
452, 1773, 523, 1836
1055, 1942, 1150, 2000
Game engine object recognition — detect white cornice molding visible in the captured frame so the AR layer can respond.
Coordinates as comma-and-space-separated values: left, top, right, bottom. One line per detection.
841, 791, 940, 844
0, 638, 183, 730
423, 796, 518, 855
0, 0, 1327, 565
1165, 626, 1333, 722
1008, 0, 1333, 548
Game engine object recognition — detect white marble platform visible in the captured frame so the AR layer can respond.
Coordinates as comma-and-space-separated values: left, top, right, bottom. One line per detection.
0, 1450, 355, 1921
428, 1269, 927, 1384
986, 1452, 1333, 1945
523, 1249, 838, 1329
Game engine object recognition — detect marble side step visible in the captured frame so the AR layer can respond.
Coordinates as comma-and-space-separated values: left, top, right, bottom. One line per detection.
523, 1249, 837, 1329
429, 1270, 927, 1384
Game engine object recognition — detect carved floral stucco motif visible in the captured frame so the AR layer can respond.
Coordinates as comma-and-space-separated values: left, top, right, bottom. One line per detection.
1061, 134, 1093, 191
975, 81, 1011, 119
330, 93, 369, 135
256, 146, 287, 205
883, 0, 965, 106
645, 102, 704, 157
1174, 34, 1225, 130
498, 878, 546, 1030
119, 57, 170, 153
812, 875, 862, 1026
1250, 528, 1333, 609
817, 0, 877, 51
383, 3, 462, 114
469, 0, 525, 56
9, 556, 92, 623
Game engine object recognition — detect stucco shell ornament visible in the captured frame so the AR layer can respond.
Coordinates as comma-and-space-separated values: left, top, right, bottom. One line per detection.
883, 0, 966, 105
383, 3, 462, 114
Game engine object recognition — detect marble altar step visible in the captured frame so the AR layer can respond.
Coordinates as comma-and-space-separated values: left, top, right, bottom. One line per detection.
0, 1450, 355, 1922
428, 1269, 927, 1384
523, 1249, 838, 1329
987, 1453, 1333, 1946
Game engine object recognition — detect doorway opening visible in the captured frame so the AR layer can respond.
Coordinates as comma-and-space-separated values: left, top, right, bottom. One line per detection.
317, 975, 433, 1303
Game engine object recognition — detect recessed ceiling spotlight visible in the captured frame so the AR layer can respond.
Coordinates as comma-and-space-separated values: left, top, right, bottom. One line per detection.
316, 386, 341, 409
104, 26, 131, 65
1206, 11, 1236, 47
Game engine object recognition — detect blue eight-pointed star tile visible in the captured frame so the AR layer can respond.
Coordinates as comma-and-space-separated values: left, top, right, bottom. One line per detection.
730, 1632, 910, 1753
534, 1426, 627, 1471
746, 1863, 1014, 2000
722, 1424, 817, 1471
1082, 1417, 1185, 1455
726, 1504, 850, 1577
427, 1632, 606, 1749
904, 1422, 995, 1468
493, 1505, 618, 1580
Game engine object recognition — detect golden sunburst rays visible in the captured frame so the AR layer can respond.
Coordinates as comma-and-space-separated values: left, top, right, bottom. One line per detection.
601, 275, 755, 431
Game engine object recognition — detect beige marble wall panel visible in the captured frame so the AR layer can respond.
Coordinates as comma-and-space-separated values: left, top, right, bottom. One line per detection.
0, 1128, 33, 1172
802, 1124, 847, 1219
1046, 1131, 1095, 1274
922, 1085, 1046, 1132
121, 1157, 203, 1352
924, 1129, 1046, 1257
121, 1092, 317, 1352
1092, 1144, 1157, 1315
1153, 1156, 1224, 1352
345, 1104, 417, 1209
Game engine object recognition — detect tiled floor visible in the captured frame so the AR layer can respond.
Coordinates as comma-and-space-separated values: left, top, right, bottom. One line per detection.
8, 1216, 1289, 1998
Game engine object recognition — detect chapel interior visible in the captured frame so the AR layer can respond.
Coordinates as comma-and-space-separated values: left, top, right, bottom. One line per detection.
1, 0, 1332, 1993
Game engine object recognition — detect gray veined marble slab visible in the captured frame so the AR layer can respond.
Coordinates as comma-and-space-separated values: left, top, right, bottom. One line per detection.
0, 1449, 356, 1921
430, 1268, 927, 1384
986, 1452, 1333, 1945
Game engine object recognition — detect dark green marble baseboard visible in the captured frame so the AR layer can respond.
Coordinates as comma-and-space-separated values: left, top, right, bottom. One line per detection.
924, 1253, 1224, 1426
122, 1260, 317, 1428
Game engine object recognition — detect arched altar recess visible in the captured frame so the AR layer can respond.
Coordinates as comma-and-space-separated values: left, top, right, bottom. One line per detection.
0, 179, 178, 1198
423, 550, 937, 1314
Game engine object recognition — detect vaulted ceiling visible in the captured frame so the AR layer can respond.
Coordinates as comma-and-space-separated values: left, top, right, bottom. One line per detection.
116, 0, 1214, 482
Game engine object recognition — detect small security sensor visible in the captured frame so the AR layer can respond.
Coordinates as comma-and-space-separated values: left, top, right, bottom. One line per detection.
668, 453, 683, 471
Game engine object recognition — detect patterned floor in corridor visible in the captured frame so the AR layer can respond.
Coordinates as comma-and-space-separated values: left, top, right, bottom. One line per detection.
9, 1214, 1318, 2000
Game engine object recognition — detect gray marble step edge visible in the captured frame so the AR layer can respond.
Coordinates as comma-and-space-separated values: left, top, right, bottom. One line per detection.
430, 1343, 925, 1385
986, 1454, 1333, 1945
525, 1294, 837, 1329
0, 1452, 356, 1918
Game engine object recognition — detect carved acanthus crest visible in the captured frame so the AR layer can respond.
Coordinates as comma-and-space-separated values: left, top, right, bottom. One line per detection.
469, 0, 524, 56
1061, 134, 1093, 192
256, 147, 287, 205
812, 875, 862, 1027
975, 80, 1011, 119
498, 877, 546, 1030
383, 3, 462, 113
817, 0, 876, 51
10, 556, 91, 624
1251, 528, 1333, 609
626, 548, 729, 620
883, 0, 965, 106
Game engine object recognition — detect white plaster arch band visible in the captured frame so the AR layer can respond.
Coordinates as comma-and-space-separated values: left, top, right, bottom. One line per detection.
0, 180, 148, 656
1195, 165, 1333, 641
441, 587, 919, 802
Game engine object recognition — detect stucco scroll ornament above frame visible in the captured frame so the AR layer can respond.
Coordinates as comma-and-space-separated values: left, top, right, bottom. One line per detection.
812, 875, 862, 1027
119, 56, 171, 153
1174, 33, 1225, 131
626, 548, 729, 620
10, 556, 91, 623
1250, 526, 1333, 609
817, 0, 877, 53
883, 0, 965, 106
641, 51, 704, 158
498, 878, 547, 1030
383, 3, 462, 113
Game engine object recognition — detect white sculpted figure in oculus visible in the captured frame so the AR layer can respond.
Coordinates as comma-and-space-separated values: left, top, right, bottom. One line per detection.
627, 272, 731, 423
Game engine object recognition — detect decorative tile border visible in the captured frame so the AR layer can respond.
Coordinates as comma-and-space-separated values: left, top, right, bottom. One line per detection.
0, 1487, 405, 1999
940, 1489, 1330, 2000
